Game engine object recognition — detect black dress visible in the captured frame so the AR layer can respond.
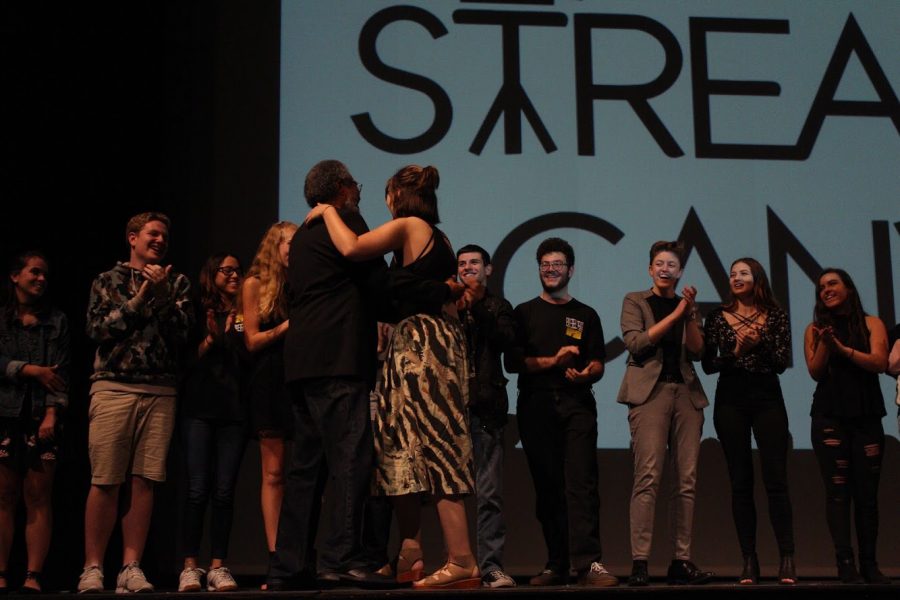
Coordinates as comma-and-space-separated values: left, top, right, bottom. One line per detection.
248, 318, 293, 439
373, 227, 474, 496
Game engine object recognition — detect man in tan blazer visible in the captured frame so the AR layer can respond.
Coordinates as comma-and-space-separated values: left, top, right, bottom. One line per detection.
617, 241, 711, 587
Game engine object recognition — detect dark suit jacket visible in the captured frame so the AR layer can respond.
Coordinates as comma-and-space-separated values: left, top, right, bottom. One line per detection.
616, 289, 708, 408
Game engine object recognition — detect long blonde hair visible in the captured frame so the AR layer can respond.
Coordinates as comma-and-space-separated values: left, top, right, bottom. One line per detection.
246, 221, 296, 322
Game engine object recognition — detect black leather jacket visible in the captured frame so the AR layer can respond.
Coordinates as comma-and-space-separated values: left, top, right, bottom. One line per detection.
460, 291, 517, 430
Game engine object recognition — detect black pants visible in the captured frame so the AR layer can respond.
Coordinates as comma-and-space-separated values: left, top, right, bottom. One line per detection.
811, 414, 884, 565
269, 377, 374, 581
713, 373, 794, 557
516, 388, 602, 572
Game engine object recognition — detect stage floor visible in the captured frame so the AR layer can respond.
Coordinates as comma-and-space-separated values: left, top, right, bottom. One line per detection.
36, 579, 895, 598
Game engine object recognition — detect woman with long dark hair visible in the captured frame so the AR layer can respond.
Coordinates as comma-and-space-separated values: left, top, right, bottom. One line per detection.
804, 268, 888, 584
0, 252, 69, 593
177, 253, 248, 592
306, 165, 478, 589
242, 222, 297, 574
702, 258, 795, 584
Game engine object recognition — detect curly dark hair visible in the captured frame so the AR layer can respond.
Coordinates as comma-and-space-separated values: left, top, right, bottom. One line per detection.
536, 237, 574, 267
304, 159, 353, 208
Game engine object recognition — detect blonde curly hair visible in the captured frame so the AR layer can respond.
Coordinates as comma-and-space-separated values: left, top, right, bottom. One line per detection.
246, 221, 297, 322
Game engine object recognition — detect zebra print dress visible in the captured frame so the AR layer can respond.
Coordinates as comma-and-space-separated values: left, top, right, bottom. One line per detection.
373, 312, 475, 496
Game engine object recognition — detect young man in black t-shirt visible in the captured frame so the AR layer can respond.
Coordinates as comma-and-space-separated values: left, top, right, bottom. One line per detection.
505, 237, 618, 588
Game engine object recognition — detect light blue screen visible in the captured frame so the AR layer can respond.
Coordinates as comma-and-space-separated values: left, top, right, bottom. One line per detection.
280, 0, 900, 448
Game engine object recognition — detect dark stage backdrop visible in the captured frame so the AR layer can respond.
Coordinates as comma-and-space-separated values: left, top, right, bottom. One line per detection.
2, 1, 897, 591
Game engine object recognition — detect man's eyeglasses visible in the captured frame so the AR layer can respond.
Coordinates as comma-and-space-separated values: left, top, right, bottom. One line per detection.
539, 261, 568, 271
216, 267, 242, 277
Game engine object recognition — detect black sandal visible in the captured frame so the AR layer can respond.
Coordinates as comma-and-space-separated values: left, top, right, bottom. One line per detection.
19, 571, 42, 594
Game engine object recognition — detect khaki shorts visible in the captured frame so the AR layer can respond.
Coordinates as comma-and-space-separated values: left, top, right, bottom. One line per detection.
88, 390, 176, 485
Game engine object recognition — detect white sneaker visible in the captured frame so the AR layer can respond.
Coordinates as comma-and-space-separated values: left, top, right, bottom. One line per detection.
178, 567, 206, 592
482, 569, 517, 588
77, 566, 105, 594
207, 566, 238, 592
116, 562, 154, 593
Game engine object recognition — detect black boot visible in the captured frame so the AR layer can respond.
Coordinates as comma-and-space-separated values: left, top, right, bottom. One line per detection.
837, 557, 863, 584
860, 562, 891, 585
739, 554, 759, 585
778, 555, 797, 585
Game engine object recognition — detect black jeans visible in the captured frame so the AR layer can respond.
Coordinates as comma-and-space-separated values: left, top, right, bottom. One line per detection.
269, 377, 374, 581
713, 373, 794, 557
811, 414, 884, 565
180, 417, 247, 559
516, 387, 602, 572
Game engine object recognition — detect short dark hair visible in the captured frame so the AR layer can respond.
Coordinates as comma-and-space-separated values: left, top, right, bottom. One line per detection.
536, 237, 574, 267
457, 244, 491, 266
126, 212, 170, 240
386, 165, 440, 225
304, 159, 353, 208
648, 240, 686, 266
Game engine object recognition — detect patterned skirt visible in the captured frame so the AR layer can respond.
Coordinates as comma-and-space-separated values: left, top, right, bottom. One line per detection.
373, 313, 475, 496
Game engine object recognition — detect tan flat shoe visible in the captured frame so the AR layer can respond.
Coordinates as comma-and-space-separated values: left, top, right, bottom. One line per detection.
412, 561, 480, 589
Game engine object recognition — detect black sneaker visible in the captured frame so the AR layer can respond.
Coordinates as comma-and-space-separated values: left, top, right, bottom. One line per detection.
666, 560, 713, 585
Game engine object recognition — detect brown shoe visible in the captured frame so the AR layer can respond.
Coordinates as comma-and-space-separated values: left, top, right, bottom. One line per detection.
412, 561, 480, 589
578, 562, 619, 587
529, 568, 564, 586
395, 549, 425, 583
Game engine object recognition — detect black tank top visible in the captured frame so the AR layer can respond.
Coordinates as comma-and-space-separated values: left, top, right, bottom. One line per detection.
389, 226, 456, 320
811, 315, 885, 418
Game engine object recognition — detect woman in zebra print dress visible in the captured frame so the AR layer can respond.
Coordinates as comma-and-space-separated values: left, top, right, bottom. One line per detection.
306, 164, 480, 589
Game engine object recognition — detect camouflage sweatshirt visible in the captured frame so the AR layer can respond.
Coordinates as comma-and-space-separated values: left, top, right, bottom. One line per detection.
86, 262, 193, 386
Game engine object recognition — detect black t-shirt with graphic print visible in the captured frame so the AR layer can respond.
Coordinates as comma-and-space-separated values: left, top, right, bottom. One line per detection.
509, 296, 606, 391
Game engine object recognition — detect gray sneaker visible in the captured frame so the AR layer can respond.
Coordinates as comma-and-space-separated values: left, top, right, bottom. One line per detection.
178, 567, 206, 592
482, 570, 516, 588
578, 562, 619, 587
77, 566, 105, 594
207, 567, 238, 592
116, 562, 154, 593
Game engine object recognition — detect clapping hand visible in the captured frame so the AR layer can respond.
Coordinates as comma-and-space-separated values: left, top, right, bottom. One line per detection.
735, 327, 762, 355
565, 365, 592, 383
455, 276, 485, 311
555, 345, 580, 368
136, 264, 172, 302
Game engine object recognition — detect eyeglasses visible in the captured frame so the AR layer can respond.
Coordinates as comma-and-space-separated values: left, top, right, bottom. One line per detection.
216, 266, 242, 277
539, 261, 568, 271
345, 179, 362, 192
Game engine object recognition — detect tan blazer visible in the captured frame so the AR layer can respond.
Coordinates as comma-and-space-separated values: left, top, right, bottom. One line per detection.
616, 290, 708, 408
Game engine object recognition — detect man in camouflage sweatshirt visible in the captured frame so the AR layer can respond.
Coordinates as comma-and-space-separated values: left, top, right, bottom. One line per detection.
77, 212, 193, 593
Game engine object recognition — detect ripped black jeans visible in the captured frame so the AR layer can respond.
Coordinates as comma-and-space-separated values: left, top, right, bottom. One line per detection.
810, 414, 884, 565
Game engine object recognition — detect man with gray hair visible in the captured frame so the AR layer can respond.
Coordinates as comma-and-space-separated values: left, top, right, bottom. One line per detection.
267, 160, 395, 590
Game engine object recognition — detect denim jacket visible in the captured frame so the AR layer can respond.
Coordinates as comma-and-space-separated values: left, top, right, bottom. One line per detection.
0, 307, 70, 418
